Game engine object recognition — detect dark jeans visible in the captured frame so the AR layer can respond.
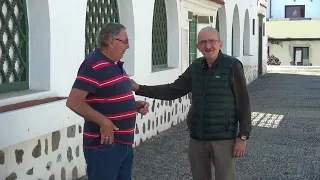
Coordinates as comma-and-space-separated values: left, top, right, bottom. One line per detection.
83, 142, 134, 180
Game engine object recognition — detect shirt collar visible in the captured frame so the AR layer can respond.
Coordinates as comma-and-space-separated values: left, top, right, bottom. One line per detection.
202, 50, 222, 66
95, 48, 124, 65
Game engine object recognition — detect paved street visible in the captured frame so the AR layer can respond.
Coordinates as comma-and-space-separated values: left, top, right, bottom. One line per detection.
132, 71, 320, 180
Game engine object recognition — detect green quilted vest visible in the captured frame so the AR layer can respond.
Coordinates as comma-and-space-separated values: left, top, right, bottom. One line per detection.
189, 53, 238, 140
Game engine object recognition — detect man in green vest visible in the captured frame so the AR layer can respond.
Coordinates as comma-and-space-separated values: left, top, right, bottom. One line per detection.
131, 26, 252, 180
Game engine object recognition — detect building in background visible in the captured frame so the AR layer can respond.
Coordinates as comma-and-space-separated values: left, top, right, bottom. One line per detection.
267, 0, 320, 66
0, 0, 267, 179
183, 0, 268, 80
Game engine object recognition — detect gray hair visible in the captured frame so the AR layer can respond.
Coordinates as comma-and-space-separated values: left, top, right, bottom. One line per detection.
198, 26, 220, 40
98, 22, 126, 47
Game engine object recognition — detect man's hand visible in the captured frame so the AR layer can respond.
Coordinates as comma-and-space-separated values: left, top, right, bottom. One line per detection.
131, 79, 139, 92
136, 101, 149, 115
100, 119, 119, 144
233, 138, 246, 158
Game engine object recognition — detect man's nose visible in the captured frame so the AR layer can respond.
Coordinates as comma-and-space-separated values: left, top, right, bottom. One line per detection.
205, 42, 212, 49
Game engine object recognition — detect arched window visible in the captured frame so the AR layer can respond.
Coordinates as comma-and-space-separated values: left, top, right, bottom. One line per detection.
85, 0, 120, 56
0, 0, 28, 93
152, 0, 168, 70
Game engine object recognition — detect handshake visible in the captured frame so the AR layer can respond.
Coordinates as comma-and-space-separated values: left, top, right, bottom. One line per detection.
131, 79, 149, 115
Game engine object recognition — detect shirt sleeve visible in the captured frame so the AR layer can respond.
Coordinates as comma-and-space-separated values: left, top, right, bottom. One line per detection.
230, 61, 252, 138
72, 63, 100, 93
135, 66, 192, 100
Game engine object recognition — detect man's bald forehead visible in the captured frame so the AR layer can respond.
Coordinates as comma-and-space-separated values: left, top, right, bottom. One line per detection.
198, 26, 220, 40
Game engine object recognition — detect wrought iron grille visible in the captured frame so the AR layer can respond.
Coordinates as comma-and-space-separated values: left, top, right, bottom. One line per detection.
152, 0, 168, 70
0, 0, 28, 93
85, 0, 120, 56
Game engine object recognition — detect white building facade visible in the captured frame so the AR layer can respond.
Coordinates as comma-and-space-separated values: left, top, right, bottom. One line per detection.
267, 0, 320, 18
0, 0, 267, 179
267, 0, 320, 66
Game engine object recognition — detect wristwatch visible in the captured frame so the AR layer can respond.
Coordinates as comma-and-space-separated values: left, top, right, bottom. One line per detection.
240, 135, 248, 141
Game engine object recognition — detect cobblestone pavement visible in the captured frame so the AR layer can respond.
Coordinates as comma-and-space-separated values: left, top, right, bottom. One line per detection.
132, 72, 320, 180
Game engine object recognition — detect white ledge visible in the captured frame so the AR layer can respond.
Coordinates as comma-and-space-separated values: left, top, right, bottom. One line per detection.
0, 99, 82, 149
0, 90, 58, 107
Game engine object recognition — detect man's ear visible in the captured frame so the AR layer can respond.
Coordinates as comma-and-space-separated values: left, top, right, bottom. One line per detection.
196, 43, 200, 51
219, 41, 223, 48
107, 38, 113, 47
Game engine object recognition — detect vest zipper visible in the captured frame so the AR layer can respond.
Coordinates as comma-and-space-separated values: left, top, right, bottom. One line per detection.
225, 108, 229, 131
201, 78, 209, 139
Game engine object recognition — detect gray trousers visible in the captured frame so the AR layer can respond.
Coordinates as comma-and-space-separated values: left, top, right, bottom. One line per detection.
188, 138, 236, 180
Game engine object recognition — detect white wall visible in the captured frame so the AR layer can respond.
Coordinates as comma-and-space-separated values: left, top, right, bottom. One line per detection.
180, 0, 265, 64
221, 0, 268, 79
0, 0, 183, 149
268, 40, 320, 66
179, 0, 267, 81
0, 0, 189, 179
130, 0, 181, 85
267, 0, 320, 18
0, 0, 267, 179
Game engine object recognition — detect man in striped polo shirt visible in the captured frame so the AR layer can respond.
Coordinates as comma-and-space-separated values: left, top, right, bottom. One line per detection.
66, 22, 149, 180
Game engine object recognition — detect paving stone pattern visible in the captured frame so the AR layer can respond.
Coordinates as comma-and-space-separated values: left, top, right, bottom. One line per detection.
132, 72, 320, 180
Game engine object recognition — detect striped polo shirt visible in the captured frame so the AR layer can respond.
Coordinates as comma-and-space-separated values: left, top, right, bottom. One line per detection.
72, 49, 137, 149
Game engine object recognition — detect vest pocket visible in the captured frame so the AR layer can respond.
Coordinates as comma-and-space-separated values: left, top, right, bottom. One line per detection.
225, 108, 229, 130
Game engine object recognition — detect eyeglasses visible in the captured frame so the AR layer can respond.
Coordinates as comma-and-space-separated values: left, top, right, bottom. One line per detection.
198, 39, 220, 46
113, 38, 129, 44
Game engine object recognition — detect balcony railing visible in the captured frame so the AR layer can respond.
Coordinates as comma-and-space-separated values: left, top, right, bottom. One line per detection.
267, 18, 316, 21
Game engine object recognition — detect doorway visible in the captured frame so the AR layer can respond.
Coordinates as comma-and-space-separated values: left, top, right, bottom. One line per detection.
294, 47, 309, 66
189, 15, 197, 65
